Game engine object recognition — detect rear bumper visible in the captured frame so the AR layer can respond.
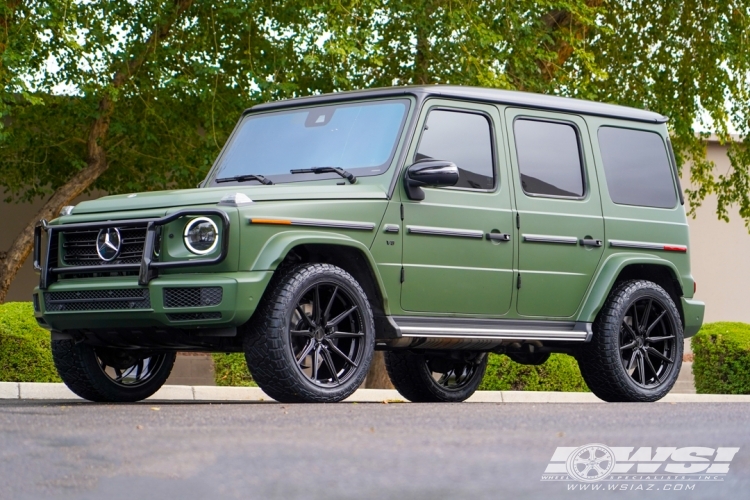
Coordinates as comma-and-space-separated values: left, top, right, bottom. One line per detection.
681, 297, 705, 338
33, 271, 273, 332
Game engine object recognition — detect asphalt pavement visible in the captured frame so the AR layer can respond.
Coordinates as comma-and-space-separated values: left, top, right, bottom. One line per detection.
0, 400, 748, 500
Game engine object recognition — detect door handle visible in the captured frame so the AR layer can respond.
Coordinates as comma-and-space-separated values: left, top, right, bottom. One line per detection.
486, 232, 511, 242
580, 238, 603, 247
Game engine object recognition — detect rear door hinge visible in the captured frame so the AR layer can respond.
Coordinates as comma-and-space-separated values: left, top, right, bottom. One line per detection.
517, 273, 522, 289
400, 267, 405, 283
400, 203, 404, 221
516, 212, 520, 229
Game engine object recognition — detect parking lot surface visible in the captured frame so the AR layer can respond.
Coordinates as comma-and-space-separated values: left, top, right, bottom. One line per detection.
0, 401, 747, 499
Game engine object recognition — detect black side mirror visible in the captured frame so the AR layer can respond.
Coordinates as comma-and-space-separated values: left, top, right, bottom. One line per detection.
404, 160, 459, 201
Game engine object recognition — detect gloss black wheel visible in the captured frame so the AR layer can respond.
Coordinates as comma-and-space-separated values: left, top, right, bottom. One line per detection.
577, 279, 683, 402
51, 341, 176, 402
244, 263, 375, 403
289, 281, 367, 387
618, 296, 678, 389
384, 351, 488, 402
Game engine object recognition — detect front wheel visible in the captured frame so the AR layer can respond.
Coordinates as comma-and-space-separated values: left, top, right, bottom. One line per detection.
51, 341, 175, 402
244, 263, 375, 403
384, 351, 487, 402
576, 280, 683, 402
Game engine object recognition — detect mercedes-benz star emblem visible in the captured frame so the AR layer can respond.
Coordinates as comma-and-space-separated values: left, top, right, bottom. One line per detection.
96, 227, 122, 262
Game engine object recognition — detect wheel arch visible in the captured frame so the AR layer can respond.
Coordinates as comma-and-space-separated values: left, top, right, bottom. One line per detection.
579, 254, 685, 326
249, 231, 394, 335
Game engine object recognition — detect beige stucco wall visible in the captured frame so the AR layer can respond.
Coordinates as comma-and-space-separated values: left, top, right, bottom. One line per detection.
1, 143, 748, 323
684, 142, 750, 323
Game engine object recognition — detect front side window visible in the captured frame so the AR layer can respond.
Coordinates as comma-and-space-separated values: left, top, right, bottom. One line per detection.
598, 127, 677, 209
211, 99, 409, 184
513, 119, 585, 198
415, 109, 495, 190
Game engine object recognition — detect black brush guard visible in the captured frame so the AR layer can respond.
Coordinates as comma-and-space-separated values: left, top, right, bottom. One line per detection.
34, 209, 231, 289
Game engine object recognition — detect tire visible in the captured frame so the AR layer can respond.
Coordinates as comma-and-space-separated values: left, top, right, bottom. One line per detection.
384, 351, 487, 402
577, 279, 684, 402
243, 263, 375, 403
51, 341, 176, 402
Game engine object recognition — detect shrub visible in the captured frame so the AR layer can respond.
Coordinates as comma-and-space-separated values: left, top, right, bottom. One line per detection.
479, 353, 589, 392
692, 322, 750, 394
0, 302, 61, 382
212, 352, 256, 386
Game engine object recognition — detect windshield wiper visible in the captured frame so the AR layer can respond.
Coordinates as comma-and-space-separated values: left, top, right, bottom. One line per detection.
215, 174, 273, 185
290, 166, 356, 184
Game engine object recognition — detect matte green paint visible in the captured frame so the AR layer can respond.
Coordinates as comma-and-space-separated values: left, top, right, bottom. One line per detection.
37, 92, 704, 340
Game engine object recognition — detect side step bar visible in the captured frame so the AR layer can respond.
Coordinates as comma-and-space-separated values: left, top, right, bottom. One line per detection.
389, 316, 592, 342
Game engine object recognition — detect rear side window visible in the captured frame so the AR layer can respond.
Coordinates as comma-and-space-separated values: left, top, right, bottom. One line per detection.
598, 127, 677, 209
415, 109, 494, 190
513, 119, 585, 197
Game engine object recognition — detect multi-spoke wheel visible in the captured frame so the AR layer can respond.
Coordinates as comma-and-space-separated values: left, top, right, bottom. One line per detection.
577, 279, 683, 402
51, 341, 176, 402
244, 263, 375, 403
384, 351, 488, 402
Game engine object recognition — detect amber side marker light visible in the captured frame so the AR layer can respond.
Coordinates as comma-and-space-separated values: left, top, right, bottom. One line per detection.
249, 218, 292, 225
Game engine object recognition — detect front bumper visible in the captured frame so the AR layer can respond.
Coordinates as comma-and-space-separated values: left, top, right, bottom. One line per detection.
681, 297, 705, 338
33, 271, 273, 332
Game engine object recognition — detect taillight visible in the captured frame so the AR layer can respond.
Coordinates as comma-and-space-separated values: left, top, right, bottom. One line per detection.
694, 281, 697, 294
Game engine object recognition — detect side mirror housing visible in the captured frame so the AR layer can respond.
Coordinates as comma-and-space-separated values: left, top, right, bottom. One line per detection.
404, 160, 459, 201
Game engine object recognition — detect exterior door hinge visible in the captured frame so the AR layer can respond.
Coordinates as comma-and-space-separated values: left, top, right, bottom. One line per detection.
400, 267, 405, 283
517, 273, 522, 289
400, 203, 404, 221
516, 212, 520, 229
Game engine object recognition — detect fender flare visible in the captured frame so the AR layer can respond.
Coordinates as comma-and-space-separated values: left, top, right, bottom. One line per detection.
249, 229, 391, 310
578, 253, 684, 323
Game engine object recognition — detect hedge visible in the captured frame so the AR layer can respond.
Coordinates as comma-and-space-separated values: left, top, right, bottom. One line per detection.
0, 302, 61, 383
478, 353, 589, 392
213, 352, 256, 387
692, 322, 750, 394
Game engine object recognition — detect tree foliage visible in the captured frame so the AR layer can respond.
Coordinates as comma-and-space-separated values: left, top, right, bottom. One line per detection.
0, 0, 749, 301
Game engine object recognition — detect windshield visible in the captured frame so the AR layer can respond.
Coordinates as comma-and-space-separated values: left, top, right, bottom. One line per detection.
210, 99, 410, 185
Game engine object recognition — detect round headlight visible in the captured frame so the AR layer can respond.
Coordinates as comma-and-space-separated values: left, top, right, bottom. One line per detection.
183, 217, 218, 255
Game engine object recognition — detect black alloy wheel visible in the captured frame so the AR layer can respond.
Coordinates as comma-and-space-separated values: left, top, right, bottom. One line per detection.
577, 279, 684, 402
95, 349, 171, 388
290, 282, 367, 387
618, 297, 677, 388
244, 263, 375, 403
384, 351, 488, 402
51, 340, 176, 402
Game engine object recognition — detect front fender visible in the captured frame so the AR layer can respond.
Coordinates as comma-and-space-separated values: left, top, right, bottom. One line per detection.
578, 253, 685, 323
248, 229, 391, 309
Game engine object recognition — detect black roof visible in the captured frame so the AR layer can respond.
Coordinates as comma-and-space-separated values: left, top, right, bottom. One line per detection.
250, 85, 667, 124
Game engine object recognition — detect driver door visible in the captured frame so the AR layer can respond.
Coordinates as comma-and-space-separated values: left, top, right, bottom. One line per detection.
400, 100, 515, 316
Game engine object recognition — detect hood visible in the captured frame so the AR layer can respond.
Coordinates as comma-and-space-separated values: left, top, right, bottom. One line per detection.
72, 183, 389, 215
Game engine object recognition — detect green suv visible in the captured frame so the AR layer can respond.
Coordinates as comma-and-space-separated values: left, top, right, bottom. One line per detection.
33, 86, 704, 404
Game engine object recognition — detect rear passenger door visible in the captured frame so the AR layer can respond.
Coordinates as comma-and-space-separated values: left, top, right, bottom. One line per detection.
505, 109, 605, 318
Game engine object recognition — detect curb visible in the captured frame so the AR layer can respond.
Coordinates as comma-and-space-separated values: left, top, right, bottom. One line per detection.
1, 382, 750, 403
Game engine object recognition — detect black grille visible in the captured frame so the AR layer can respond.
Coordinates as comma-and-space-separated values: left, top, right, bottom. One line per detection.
167, 312, 222, 321
44, 289, 151, 312
61, 225, 148, 266
163, 287, 223, 308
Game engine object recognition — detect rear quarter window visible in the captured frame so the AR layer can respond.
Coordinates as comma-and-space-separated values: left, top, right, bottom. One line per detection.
598, 127, 677, 209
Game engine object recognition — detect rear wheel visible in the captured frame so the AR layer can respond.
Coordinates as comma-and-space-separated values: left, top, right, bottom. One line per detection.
384, 351, 487, 402
51, 341, 175, 402
577, 280, 683, 402
244, 263, 375, 403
